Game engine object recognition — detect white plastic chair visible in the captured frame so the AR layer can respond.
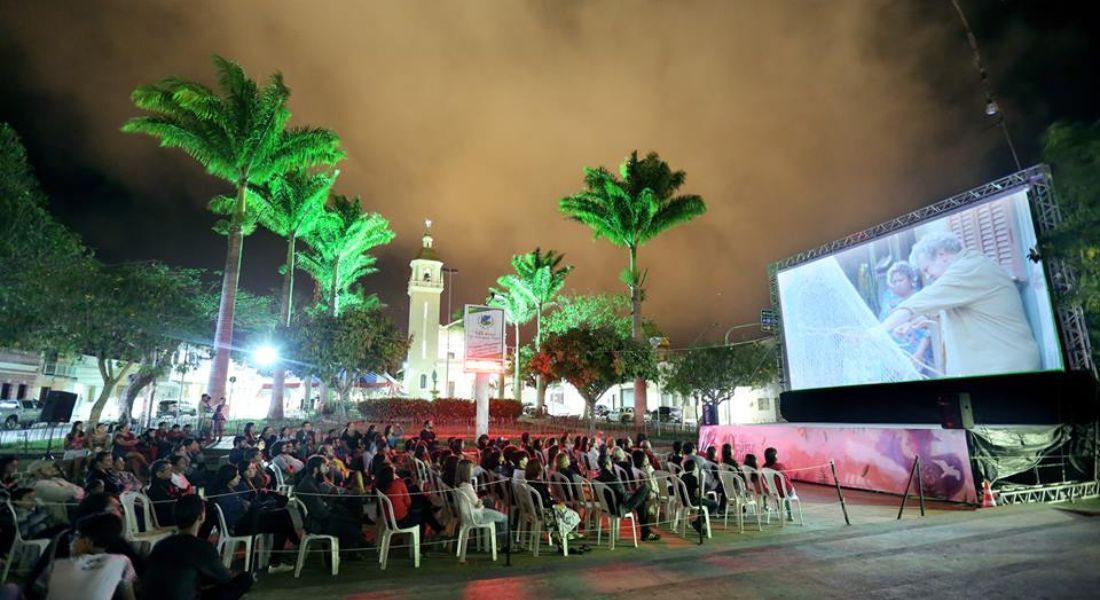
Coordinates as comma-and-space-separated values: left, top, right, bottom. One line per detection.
377, 493, 420, 570
292, 498, 340, 577
412, 458, 431, 490
740, 465, 769, 523
717, 469, 762, 532
270, 464, 293, 496
666, 461, 683, 476
590, 480, 637, 550
1, 503, 50, 583
453, 490, 498, 563
672, 475, 712, 539
513, 482, 566, 557
212, 502, 253, 571
120, 491, 174, 554
652, 470, 679, 525
760, 468, 804, 527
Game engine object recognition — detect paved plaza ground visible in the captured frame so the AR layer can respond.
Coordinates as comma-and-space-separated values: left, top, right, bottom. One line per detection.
248, 484, 1100, 599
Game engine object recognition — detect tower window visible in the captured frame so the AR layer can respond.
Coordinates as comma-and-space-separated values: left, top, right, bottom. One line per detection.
423, 272, 431, 282
420, 374, 427, 389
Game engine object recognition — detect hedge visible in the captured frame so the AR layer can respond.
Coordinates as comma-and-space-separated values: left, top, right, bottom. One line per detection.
356, 397, 523, 422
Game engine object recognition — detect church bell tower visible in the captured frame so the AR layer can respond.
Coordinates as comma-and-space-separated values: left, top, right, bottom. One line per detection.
405, 219, 444, 399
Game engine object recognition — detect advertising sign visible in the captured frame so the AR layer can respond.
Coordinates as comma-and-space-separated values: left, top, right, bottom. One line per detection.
463, 305, 505, 373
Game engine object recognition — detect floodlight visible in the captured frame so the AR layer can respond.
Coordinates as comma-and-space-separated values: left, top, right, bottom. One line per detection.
254, 344, 279, 367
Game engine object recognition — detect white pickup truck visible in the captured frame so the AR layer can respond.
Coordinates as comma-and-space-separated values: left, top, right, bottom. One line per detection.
0, 399, 43, 429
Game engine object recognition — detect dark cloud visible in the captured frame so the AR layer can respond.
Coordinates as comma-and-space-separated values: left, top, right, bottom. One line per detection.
1, 0, 1097, 343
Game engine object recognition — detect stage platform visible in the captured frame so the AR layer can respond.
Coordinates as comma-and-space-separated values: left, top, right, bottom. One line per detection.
700, 422, 981, 503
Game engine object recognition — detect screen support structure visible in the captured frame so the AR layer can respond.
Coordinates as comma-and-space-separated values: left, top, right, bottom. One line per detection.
767, 164, 1095, 392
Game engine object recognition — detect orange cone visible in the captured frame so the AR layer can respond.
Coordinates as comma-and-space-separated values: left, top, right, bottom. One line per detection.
981, 480, 997, 508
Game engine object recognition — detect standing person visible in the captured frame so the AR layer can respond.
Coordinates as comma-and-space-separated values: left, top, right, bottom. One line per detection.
211, 403, 227, 440
142, 495, 252, 600
45, 512, 136, 600
62, 421, 89, 482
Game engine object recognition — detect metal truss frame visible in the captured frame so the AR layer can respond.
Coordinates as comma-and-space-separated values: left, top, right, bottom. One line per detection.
766, 164, 1096, 390
995, 480, 1099, 506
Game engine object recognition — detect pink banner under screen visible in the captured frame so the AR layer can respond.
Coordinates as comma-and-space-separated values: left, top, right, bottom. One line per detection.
699, 423, 977, 503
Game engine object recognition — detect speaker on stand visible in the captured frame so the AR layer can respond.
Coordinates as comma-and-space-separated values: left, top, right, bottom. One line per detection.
39, 391, 77, 460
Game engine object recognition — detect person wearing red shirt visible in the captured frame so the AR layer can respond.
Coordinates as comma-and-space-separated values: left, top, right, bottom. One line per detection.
763, 447, 796, 522
376, 465, 443, 536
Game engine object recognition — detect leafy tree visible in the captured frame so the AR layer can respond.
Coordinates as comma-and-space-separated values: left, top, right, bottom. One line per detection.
59, 263, 208, 426
298, 195, 394, 318
530, 325, 656, 434
254, 169, 337, 418
498, 248, 573, 413
1040, 120, 1100, 366
542, 293, 662, 340
287, 307, 409, 420
0, 123, 90, 349
560, 151, 706, 424
662, 342, 778, 418
487, 286, 535, 401
122, 54, 344, 405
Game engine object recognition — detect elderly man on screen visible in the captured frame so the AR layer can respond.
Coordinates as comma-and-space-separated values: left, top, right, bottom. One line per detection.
876, 231, 1040, 377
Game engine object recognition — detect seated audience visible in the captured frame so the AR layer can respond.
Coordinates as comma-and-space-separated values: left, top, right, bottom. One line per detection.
594, 457, 660, 542
680, 459, 719, 535
455, 460, 508, 548
376, 464, 444, 536
146, 459, 186, 527
27, 460, 84, 523
45, 512, 136, 600
295, 456, 364, 554
210, 464, 299, 573
84, 452, 123, 495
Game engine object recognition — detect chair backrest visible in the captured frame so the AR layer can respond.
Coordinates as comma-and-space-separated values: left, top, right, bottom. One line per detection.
212, 501, 231, 537
377, 492, 400, 531
4, 502, 27, 543
413, 458, 431, 489
548, 472, 572, 504
613, 465, 630, 485
666, 461, 683, 475
759, 467, 792, 497
718, 463, 738, 473
652, 471, 674, 502
717, 469, 747, 501
271, 464, 286, 487
589, 480, 617, 516
741, 465, 761, 494
674, 475, 698, 510
512, 482, 539, 519
119, 491, 142, 536
453, 488, 478, 524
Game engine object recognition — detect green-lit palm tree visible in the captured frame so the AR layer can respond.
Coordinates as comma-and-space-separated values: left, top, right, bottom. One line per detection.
255, 169, 337, 419
559, 151, 706, 425
488, 286, 535, 402
298, 195, 395, 319
122, 54, 344, 404
502, 248, 573, 412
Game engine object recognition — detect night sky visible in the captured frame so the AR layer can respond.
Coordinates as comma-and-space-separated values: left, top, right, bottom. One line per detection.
1, 1, 1098, 345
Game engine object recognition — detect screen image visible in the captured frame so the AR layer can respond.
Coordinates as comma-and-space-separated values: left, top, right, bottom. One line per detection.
777, 187, 1064, 392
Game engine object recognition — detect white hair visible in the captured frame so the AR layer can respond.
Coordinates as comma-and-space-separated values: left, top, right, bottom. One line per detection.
886, 261, 919, 285
908, 230, 963, 268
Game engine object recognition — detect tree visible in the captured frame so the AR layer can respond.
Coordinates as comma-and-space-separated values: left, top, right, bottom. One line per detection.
663, 342, 778, 419
560, 151, 706, 424
1040, 120, 1100, 366
0, 123, 90, 349
499, 248, 573, 413
298, 195, 394, 318
255, 169, 338, 419
63, 263, 208, 426
530, 325, 656, 435
287, 307, 409, 420
542, 293, 662, 340
122, 54, 344, 405
487, 286, 535, 401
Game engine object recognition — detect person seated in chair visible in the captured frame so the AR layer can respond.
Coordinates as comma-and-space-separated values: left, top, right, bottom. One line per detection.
763, 447, 795, 520
45, 512, 137, 600
375, 464, 444, 537
680, 459, 718, 536
210, 464, 298, 574
295, 456, 365, 556
594, 457, 660, 542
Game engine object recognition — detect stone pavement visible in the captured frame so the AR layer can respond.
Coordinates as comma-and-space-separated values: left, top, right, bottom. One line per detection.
246, 485, 1100, 599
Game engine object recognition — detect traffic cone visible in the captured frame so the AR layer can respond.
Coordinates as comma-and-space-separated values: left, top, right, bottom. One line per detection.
981, 480, 997, 508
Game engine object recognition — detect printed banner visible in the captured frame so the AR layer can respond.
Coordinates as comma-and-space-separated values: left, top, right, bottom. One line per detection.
463, 305, 505, 373
699, 423, 977, 503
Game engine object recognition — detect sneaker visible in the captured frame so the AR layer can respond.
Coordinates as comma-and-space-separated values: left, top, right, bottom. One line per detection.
642, 533, 662, 542
267, 563, 294, 574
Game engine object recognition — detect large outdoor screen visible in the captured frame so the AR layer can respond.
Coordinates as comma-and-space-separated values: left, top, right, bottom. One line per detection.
777, 187, 1064, 391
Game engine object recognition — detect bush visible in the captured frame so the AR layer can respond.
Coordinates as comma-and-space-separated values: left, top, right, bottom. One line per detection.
356, 397, 522, 423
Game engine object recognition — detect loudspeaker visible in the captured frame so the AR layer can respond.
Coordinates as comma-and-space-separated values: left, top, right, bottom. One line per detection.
40, 391, 77, 423
938, 392, 974, 429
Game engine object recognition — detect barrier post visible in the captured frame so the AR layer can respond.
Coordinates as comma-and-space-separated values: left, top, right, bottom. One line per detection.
830, 460, 850, 526
897, 456, 918, 520
916, 456, 926, 517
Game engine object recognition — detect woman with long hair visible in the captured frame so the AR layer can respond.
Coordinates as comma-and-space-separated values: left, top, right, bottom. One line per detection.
720, 443, 738, 469
210, 464, 299, 573
63, 421, 88, 480
375, 464, 444, 536
295, 456, 363, 554
455, 460, 508, 548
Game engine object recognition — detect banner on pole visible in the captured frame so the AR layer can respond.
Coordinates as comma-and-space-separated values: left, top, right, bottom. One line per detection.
463, 305, 506, 373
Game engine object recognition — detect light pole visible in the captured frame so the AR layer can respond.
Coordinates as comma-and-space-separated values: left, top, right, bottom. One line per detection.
442, 267, 459, 397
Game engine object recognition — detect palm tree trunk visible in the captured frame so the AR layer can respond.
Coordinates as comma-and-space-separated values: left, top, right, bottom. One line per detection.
512, 322, 522, 401
535, 306, 546, 413
330, 257, 340, 317
629, 244, 647, 426
269, 234, 296, 420
303, 375, 313, 413
206, 183, 247, 406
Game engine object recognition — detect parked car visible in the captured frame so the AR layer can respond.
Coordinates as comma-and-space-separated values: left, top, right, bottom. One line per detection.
156, 400, 198, 419
0, 399, 42, 429
594, 405, 610, 419
650, 406, 683, 423
607, 406, 634, 423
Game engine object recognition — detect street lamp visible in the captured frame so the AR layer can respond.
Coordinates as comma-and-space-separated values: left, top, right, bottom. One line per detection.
253, 344, 280, 367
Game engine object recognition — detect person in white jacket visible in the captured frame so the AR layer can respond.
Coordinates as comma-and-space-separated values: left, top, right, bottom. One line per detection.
456, 460, 508, 548
28, 460, 84, 523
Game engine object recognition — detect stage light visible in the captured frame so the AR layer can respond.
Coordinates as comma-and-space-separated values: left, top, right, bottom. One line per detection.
253, 344, 279, 367
985, 100, 999, 116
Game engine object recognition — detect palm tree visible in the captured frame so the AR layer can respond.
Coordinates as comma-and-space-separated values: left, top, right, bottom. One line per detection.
559, 151, 706, 425
298, 195, 395, 319
502, 248, 573, 412
255, 169, 337, 419
488, 286, 535, 402
122, 54, 344, 405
